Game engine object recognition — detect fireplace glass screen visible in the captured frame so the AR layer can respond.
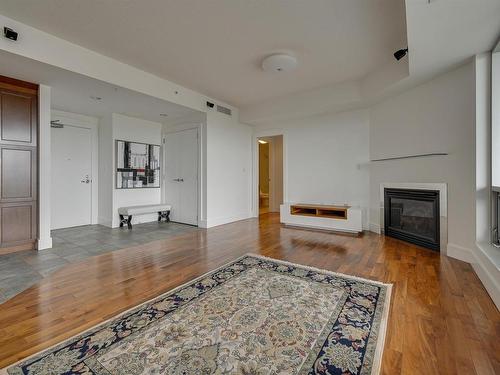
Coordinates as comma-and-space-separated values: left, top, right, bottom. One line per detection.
384, 189, 440, 251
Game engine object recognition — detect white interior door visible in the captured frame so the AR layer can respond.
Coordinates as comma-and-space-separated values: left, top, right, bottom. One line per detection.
164, 128, 198, 225
51, 125, 92, 229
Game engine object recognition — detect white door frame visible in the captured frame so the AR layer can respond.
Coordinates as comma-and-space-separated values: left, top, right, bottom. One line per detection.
51, 110, 99, 225
162, 123, 202, 226
252, 129, 288, 217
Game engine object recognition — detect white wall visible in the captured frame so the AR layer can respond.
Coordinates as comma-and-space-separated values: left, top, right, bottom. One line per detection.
369, 62, 476, 254
255, 110, 371, 229
252, 62, 477, 246
100, 111, 252, 230
250, 58, 499, 308
97, 113, 163, 228
0, 13, 258, 238
98, 114, 113, 227
111, 114, 163, 227
163, 110, 253, 229
205, 110, 253, 227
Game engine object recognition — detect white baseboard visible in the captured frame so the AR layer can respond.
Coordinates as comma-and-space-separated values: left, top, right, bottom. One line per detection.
473, 243, 500, 311
447, 243, 475, 263
369, 223, 381, 234
447, 242, 500, 310
98, 216, 112, 228
205, 213, 252, 228
37, 237, 53, 250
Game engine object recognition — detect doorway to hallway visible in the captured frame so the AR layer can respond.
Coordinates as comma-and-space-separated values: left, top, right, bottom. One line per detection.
258, 135, 283, 215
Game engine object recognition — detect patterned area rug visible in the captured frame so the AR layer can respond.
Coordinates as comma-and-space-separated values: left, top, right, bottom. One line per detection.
2, 254, 392, 375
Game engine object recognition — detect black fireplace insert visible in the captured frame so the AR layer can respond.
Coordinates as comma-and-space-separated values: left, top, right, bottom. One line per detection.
384, 188, 440, 251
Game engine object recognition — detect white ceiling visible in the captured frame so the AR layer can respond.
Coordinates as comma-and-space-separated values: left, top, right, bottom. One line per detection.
0, 50, 198, 123
407, 0, 500, 79
241, 0, 500, 125
0, 0, 407, 107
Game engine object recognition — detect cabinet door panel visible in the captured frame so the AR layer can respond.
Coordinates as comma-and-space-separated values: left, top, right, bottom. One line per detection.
0, 90, 37, 146
0, 202, 36, 245
0, 146, 36, 201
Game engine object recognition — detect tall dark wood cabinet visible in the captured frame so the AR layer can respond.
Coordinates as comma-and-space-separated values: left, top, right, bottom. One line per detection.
0, 75, 38, 251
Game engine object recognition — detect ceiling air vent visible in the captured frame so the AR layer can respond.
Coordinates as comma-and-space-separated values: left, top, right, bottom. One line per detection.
50, 120, 64, 128
216, 105, 232, 116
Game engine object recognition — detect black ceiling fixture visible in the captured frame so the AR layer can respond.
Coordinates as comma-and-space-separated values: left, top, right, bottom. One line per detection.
394, 48, 408, 61
3, 27, 18, 41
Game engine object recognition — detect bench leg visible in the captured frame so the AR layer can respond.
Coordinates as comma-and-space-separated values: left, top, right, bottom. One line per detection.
120, 214, 132, 229
158, 210, 171, 223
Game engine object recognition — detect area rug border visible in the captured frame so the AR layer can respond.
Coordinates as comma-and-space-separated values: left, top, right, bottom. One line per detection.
249, 254, 393, 375
0, 253, 252, 374
1, 253, 392, 375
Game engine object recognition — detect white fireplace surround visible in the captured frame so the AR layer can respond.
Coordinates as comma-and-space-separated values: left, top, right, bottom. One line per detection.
378, 182, 448, 253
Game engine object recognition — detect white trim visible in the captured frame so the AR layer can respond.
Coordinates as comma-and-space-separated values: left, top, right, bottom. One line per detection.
51, 110, 100, 226
37, 85, 52, 250
472, 243, 500, 310
205, 213, 252, 228
379, 182, 448, 252
447, 242, 500, 310
379, 182, 447, 217
252, 129, 288, 217
369, 223, 381, 234
97, 216, 112, 228
447, 243, 475, 263
36, 236, 52, 251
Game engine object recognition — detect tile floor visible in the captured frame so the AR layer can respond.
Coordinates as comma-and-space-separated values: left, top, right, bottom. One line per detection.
0, 221, 200, 304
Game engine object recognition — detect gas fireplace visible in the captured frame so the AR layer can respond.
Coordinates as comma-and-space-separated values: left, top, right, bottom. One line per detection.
384, 188, 440, 251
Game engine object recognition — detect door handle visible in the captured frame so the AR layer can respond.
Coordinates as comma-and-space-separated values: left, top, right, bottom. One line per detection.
81, 175, 91, 184
179, 178, 184, 182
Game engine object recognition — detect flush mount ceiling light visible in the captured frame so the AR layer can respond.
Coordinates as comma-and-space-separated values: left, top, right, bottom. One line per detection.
262, 54, 298, 73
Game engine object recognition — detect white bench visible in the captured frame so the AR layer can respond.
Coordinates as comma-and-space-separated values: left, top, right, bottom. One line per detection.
118, 204, 172, 229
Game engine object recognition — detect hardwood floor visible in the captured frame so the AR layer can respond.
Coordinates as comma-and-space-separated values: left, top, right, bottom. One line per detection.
0, 213, 498, 374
